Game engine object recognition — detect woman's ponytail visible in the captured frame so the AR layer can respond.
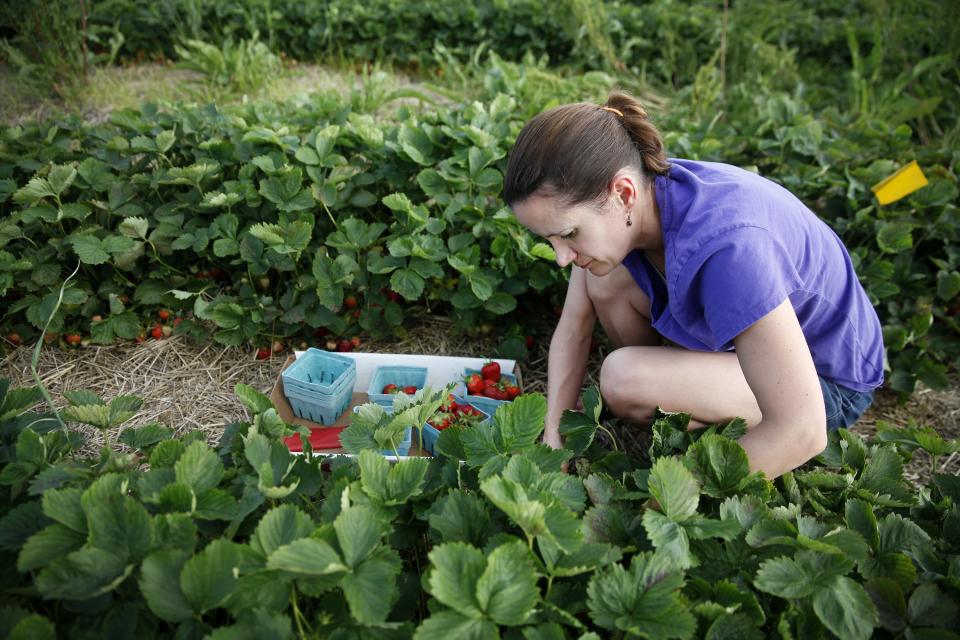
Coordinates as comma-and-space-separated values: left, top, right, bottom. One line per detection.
605, 91, 670, 176
503, 91, 669, 208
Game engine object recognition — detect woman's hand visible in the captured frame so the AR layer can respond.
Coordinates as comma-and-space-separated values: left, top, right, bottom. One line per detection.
542, 427, 564, 450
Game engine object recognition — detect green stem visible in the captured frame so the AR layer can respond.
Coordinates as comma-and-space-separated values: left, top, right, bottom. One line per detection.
290, 584, 310, 638
545, 573, 555, 601
30, 262, 80, 433
597, 424, 620, 452
147, 241, 186, 275
320, 200, 338, 229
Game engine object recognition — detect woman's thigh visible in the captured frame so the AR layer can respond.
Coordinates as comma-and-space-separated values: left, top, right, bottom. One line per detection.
584, 265, 661, 348
599, 346, 765, 429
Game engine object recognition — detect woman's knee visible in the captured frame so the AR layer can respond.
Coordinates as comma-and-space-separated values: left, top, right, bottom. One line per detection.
598, 347, 656, 419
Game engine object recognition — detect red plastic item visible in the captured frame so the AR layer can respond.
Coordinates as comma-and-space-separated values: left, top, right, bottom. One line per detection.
283, 426, 347, 452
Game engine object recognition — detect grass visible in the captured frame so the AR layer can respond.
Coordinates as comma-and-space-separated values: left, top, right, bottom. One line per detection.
0, 58, 446, 126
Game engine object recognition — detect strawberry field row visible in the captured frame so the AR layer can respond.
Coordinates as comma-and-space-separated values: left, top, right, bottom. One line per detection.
0, 378, 957, 637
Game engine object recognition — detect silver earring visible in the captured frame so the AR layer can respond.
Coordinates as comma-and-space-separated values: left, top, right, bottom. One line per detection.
626, 213, 632, 226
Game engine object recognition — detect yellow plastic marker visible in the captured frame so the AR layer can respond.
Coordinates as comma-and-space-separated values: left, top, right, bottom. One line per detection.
871, 160, 928, 205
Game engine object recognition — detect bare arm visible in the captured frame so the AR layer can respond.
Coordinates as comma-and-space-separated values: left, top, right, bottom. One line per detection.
733, 298, 828, 478
544, 266, 596, 448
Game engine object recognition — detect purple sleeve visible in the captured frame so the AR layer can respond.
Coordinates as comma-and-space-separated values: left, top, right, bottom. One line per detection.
679, 226, 804, 349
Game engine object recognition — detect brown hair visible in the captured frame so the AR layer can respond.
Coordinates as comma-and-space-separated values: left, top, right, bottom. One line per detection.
503, 91, 669, 208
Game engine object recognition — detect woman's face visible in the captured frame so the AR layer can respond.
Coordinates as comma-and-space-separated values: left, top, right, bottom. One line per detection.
511, 173, 649, 277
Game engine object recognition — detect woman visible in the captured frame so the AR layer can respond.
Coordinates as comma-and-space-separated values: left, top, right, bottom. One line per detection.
503, 91, 885, 479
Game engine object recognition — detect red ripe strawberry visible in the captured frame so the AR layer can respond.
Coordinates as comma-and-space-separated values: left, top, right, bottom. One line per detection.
314, 326, 329, 337
525, 335, 534, 349
466, 373, 484, 395
158, 309, 171, 321
336, 339, 353, 352
387, 290, 402, 303
151, 325, 163, 340
505, 384, 521, 400
402, 385, 418, 395
65, 333, 82, 347
382, 383, 398, 394
6, 332, 22, 345
483, 385, 508, 401
256, 348, 271, 360
480, 361, 500, 382
344, 295, 358, 309
173, 317, 183, 328
352, 310, 361, 319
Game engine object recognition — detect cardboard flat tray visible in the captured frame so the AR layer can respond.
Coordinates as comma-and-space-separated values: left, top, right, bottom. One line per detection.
270, 351, 522, 460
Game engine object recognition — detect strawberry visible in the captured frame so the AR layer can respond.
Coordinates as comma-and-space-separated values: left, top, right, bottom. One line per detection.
525, 335, 534, 349
258, 276, 271, 289
351, 336, 361, 348
480, 361, 500, 382
173, 317, 183, 328
505, 384, 521, 400
157, 309, 171, 321
326, 339, 338, 351
135, 331, 145, 343
466, 373, 484, 395
65, 333, 82, 347
336, 339, 353, 352
344, 295, 358, 309
272, 340, 284, 353
382, 383, 398, 394
388, 290, 402, 303
151, 325, 163, 340
352, 310, 361, 319
6, 333, 21, 345
161, 325, 172, 337
91, 315, 102, 323
313, 326, 329, 337
482, 385, 508, 401
403, 385, 418, 394
256, 348, 271, 360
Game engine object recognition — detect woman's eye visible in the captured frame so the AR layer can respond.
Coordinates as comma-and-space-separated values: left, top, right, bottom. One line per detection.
561, 230, 577, 239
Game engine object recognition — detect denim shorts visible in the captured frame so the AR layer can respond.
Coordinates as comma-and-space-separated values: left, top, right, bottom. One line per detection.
819, 376, 875, 431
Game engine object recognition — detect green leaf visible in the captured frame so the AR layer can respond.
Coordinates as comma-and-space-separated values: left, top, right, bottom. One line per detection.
907, 583, 958, 630
415, 610, 498, 640
36, 547, 130, 600
250, 504, 316, 558
118, 423, 173, 450
498, 393, 546, 451
481, 475, 546, 539
586, 551, 695, 639
812, 576, 877, 640
334, 506, 382, 568
685, 434, 751, 497
755, 550, 853, 598
476, 540, 539, 626
391, 267, 425, 300
648, 457, 700, 522
428, 490, 492, 547
13, 176, 57, 204
427, 542, 486, 618
234, 392, 274, 430
341, 546, 402, 624
41, 487, 86, 533
267, 538, 348, 575
82, 482, 152, 562
180, 539, 241, 614
139, 549, 193, 623
643, 509, 694, 569
8, 614, 55, 640
70, 235, 110, 265
17, 524, 86, 571
174, 441, 224, 494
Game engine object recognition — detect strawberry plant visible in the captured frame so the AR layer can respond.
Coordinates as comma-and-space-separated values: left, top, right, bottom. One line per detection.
0, 371, 958, 637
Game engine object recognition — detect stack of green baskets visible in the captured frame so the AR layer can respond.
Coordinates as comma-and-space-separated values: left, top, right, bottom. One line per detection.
281, 349, 356, 425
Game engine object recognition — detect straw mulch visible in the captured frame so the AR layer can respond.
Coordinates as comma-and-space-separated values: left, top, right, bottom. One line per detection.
1, 315, 957, 485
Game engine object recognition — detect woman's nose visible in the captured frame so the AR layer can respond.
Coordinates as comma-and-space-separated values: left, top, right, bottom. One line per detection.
552, 242, 576, 268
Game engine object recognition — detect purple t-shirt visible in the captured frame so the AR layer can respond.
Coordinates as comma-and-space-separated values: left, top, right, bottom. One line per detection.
622, 158, 885, 392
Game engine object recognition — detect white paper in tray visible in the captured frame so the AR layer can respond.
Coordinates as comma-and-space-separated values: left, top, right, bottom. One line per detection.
292, 350, 517, 393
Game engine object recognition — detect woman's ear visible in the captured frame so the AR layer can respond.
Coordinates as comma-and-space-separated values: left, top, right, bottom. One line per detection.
609, 171, 638, 211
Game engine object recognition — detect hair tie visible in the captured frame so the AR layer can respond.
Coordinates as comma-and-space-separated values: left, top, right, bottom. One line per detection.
601, 106, 623, 118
